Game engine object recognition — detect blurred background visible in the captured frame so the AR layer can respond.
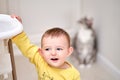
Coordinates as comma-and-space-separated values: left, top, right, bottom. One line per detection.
0, 0, 120, 80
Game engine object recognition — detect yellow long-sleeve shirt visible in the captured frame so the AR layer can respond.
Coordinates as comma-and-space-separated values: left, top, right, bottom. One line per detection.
12, 32, 80, 80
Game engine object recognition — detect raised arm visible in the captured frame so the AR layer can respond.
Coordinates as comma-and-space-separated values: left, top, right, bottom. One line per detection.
11, 15, 39, 63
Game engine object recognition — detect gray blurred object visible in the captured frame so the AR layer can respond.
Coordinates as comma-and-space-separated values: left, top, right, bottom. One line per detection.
73, 17, 97, 68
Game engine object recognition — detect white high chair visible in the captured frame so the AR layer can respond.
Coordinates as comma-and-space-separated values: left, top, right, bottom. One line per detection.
0, 14, 23, 80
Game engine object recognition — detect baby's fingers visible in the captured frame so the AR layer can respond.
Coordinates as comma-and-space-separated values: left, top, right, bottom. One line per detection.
11, 14, 22, 23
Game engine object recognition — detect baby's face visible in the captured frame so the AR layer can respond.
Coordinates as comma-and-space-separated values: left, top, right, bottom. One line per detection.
41, 35, 73, 69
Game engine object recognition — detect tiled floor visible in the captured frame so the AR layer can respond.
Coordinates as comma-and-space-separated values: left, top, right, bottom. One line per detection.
14, 54, 120, 80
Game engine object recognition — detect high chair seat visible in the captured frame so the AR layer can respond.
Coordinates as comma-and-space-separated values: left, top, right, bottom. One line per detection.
0, 14, 23, 39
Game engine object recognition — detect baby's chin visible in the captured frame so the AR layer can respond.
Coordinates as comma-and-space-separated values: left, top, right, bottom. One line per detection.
48, 62, 68, 69
48, 63, 62, 68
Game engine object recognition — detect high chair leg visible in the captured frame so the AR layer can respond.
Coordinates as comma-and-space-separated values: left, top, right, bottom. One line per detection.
8, 39, 17, 80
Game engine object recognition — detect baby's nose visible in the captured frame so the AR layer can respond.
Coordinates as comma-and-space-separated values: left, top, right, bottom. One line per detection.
51, 50, 57, 56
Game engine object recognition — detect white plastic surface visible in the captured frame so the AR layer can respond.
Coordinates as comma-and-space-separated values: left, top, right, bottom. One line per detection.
0, 14, 23, 39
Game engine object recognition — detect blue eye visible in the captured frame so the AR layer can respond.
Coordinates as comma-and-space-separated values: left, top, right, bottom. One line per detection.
57, 48, 63, 51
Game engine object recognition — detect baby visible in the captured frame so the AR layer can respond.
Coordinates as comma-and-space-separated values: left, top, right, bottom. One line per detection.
11, 15, 80, 80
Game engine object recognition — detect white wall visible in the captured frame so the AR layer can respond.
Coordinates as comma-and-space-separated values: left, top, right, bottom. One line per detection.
80, 0, 120, 71
0, 0, 8, 13
7, 0, 81, 43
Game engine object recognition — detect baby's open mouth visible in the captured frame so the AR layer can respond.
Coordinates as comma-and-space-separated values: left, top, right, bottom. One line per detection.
51, 58, 59, 61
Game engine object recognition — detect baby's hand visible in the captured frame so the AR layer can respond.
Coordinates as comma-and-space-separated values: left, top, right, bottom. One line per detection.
11, 14, 22, 23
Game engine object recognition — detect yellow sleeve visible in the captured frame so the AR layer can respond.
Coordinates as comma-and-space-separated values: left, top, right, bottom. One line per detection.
72, 66, 81, 80
12, 31, 39, 63
74, 75, 81, 80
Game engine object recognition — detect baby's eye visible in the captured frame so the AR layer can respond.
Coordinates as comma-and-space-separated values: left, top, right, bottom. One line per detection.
45, 48, 50, 51
56, 48, 63, 51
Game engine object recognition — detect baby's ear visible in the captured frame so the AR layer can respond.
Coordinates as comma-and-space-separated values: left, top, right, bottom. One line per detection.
38, 48, 42, 54
38, 48, 44, 56
67, 47, 73, 57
